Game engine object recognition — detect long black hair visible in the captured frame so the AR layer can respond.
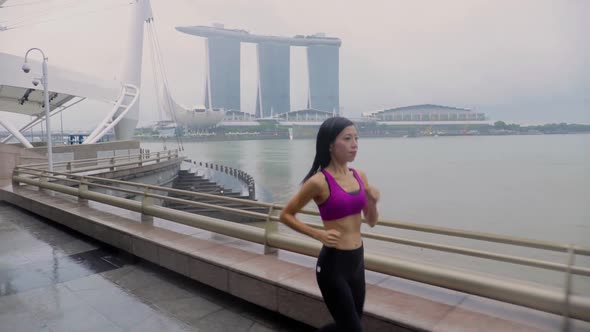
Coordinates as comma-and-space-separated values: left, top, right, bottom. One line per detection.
302, 116, 355, 184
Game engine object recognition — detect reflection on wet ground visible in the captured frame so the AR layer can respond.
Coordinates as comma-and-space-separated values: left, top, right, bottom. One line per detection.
0, 247, 129, 297
0, 202, 313, 332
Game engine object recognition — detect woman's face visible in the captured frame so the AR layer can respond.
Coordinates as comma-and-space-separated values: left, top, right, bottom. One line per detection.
330, 125, 359, 163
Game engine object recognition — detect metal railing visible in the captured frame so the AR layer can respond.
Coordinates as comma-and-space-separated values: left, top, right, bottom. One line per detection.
11, 156, 590, 323
19, 149, 179, 175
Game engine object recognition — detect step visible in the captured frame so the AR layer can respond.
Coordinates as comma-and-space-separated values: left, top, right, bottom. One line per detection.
173, 185, 222, 190
174, 181, 214, 185
174, 186, 221, 191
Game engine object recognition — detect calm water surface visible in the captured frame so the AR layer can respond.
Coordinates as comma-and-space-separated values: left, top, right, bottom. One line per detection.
143, 134, 590, 292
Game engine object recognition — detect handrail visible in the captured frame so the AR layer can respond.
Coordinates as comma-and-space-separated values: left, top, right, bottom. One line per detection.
20, 149, 176, 170
20, 149, 156, 168
377, 219, 590, 256
360, 231, 590, 276
19, 149, 149, 167
19, 166, 590, 278
15, 165, 590, 257
264, 231, 590, 322
15, 165, 590, 258
17, 150, 180, 176
16, 166, 270, 207
11, 164, 590, 321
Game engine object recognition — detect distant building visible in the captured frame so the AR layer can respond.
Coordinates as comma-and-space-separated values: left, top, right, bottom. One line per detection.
365, 104, 487, 122
256, 42, 290, 118
266, 109, 335, 126
223, 110, 256, 121
219, 110, 259, 127
203, 36, 241, 111
307, 45, 340, 114
176, 25, 341, 117
276, 109, 333, 122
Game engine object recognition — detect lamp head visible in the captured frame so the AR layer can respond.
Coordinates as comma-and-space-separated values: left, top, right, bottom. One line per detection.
22, 62, 31, 73
32, 78, 40, 86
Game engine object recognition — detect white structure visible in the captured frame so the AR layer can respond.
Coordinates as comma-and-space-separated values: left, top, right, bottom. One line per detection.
156, 78, 225, 131
110, 0, 152, 141
0, 0, 143, 147
1, 0, 223, 146
365, 104, 489, 123
125, 0, 225, 133
1, 0, 149, 146
0, 52, 120, 146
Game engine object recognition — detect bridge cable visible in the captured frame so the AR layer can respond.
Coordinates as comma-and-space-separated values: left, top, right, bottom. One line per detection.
149, 22, 184, 151
146, 22, 169, 146
146, 17, 185, 152
146, 24, 167, 150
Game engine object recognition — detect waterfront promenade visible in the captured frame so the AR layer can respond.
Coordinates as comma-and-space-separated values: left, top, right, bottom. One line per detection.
0, 196, 313, 332
2, 178, 590, 331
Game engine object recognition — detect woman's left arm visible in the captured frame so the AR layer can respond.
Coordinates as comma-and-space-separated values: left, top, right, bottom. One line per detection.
358, 169, 380, 227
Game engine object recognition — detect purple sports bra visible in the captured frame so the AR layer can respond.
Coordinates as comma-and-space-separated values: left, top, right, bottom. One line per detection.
318, 168, 368, 221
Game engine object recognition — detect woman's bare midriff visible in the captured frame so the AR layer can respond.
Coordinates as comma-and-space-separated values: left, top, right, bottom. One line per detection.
322, 214, 363, 250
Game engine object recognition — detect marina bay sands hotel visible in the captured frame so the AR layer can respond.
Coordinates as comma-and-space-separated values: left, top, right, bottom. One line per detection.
176, 24, 341, 118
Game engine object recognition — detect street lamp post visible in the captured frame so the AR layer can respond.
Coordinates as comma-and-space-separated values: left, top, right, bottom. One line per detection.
22, 48, 53, 173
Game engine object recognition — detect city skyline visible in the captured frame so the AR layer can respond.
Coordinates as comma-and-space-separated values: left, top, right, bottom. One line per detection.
179, 24, 341, 117
0, 0, 588, 130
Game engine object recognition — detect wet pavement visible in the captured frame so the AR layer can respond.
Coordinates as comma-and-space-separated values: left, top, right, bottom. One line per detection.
0, 201, 314, 332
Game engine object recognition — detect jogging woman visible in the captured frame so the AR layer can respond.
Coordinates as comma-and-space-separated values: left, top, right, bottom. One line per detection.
280, 116, 380, 331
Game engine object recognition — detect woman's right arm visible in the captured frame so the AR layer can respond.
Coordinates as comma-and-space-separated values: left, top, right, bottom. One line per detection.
279, 176, 340, 247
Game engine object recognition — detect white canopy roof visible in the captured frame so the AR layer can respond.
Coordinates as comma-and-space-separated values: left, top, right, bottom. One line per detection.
0, 52, 121, 116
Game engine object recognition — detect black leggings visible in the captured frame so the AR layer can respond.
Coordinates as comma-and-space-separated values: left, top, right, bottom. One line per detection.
316, 245, 365, 332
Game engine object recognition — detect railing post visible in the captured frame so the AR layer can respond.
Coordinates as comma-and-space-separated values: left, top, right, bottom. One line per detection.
168, 149, 172, 160
157, 152, 161, 163
110, 157, 115, 171
561, 246, 575, 332
78, 177, 88, 204
264, 205, 279, 255
11, 168, 19, 187
38, 170, 48, 192
141, 188, 154, 223
249, 180, 256, 200
66, 161, 72, 172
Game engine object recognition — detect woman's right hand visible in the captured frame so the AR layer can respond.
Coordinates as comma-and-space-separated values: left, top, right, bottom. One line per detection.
318, 229, 341, 247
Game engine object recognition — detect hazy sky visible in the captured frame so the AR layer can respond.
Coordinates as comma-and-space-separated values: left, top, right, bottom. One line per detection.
1, 0, 588, 130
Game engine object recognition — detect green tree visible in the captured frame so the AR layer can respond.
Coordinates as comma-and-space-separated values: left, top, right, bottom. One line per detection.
494, 121, 507, 129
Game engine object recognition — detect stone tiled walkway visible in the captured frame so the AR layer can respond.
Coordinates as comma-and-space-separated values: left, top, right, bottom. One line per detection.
0, 202, 314, 332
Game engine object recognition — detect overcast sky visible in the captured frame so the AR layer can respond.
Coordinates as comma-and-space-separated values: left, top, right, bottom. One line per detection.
1, 0, 588, 130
